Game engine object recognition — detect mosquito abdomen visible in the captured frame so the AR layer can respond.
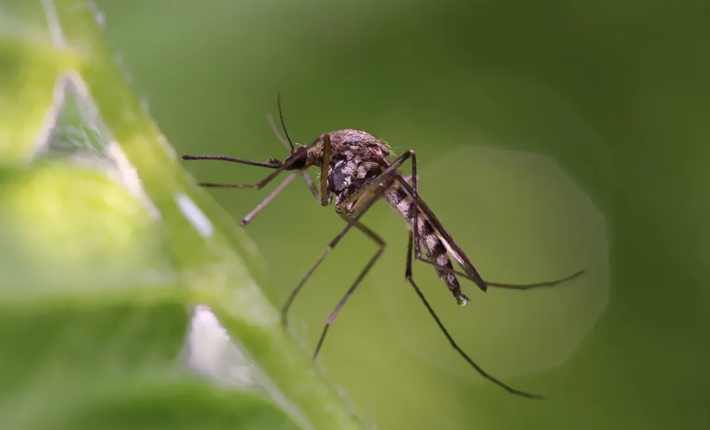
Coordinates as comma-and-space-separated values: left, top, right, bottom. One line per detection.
384, 183, 466, 304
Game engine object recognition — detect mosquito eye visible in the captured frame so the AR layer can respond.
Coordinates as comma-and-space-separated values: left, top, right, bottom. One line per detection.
289, 156, 307, 169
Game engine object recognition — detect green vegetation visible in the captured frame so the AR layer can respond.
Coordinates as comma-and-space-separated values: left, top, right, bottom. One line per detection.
2, 1, 710, 429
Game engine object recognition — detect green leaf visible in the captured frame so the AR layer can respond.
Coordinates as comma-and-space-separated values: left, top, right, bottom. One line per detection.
0, 1, 365, 429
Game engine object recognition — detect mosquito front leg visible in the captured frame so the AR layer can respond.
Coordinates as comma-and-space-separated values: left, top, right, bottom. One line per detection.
182, 154, 290, 190
239, 119, 324, 227
312, 215, 386, 360
237, 121, 319, 226
184, 135, 315, 226
319, 133, 332, 206
182, 154, 281, 170
233, 115, 322, 227
239, 151, 328, 226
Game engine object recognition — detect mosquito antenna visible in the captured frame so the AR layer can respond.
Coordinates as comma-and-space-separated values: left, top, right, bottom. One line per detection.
276, 93, 295, 151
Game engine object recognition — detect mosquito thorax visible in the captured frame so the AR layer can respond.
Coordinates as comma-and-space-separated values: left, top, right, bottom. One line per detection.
310, 129, 394, 164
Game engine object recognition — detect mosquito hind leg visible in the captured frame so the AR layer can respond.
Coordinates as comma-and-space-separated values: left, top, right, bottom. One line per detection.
403, 232, 543, 399
312, 216, 386, 360
413, 254, 585, 291
280, 174, 399, 326
281, 152, 413, 327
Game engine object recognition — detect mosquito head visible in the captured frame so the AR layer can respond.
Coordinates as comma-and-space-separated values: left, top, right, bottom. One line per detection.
282, 144, 312, 170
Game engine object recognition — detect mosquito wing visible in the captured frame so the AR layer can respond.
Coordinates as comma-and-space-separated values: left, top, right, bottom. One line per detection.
396, 177, 488, 292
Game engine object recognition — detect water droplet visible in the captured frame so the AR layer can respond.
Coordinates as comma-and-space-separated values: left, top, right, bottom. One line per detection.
456, 295, 468, 306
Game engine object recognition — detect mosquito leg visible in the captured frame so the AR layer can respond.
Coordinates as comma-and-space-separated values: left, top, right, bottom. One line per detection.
185, 113, 319, 227
319, 133, 332, 206
237, 168, 317, 227
413, 255, 585, 290
399, 166, 584, 292
183, 157, 289, 190
404, 151, 424, 259
239, 172, 299, 226
182, 154, 281, 169
236, 113, 321, 227
184, 101, 315, 226
281, 175, 397, 326
403, 233, 543, 399
183, 153, 302, 230
301, 172, 320, 199
312, 216, 385, 360
281, 154, 411, 326
401, 174, 418, 184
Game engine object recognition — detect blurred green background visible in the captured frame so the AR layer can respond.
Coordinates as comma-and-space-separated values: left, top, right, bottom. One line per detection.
91, 1, 710, 429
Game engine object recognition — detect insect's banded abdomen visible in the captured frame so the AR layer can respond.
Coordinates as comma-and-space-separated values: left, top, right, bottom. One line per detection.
384, 183, 464, 300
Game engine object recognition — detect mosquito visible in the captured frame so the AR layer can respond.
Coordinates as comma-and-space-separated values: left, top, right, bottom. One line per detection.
182, 95, 585, 399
